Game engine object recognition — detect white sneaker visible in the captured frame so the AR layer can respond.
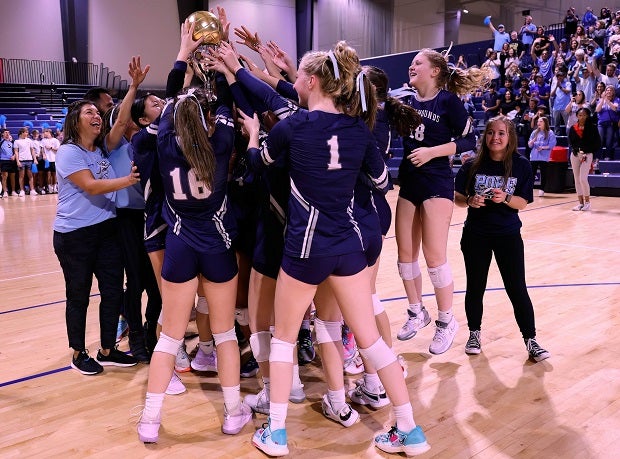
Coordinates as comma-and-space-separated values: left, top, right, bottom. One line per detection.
190, 347, 217, 372
138, 412, 161, 443
348, 379, 390, 409
538, 189, 545, 197
572, 204, 584, 211
581, 202, 591, 211
0, 192, 6, 198
289, 383, 306, 403
165, 371, 186, 395
343, 351, 364, 375
397, 307, 431, 341
429, 317, 459, 355
321, 394, 359, 427
175, 344, 191, 373
18, 190, 25, 197
245, 386, 270, 414
222, 401, 253, 435
30, 190, 38, 196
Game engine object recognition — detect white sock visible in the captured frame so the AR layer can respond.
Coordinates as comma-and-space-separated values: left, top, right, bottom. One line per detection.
438, 309, 453, 324
199, 340, 214, 354
327, 388, 346, 413
408, 302, 422, 314
269, 402, 289, 430
292, 364, 303, 390
393, 402, 416, 433
144, 392, 165, 421
363, 372, 382, 391
221, 385, 241, 414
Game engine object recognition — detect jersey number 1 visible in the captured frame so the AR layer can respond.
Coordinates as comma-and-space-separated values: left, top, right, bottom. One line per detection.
326, 135, 342, 170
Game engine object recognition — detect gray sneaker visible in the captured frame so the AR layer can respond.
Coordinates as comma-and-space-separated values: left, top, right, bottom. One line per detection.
526, 338, 550, 362
429, 317, 459, 355
397, 307, 431, 341
464, 330, 481, 355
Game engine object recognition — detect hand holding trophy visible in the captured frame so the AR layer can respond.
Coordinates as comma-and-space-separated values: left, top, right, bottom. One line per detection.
186, 10, 224, 103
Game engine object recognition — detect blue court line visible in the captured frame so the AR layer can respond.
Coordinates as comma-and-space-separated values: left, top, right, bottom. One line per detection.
1, 281, 617, 389
0, 294, 100, 315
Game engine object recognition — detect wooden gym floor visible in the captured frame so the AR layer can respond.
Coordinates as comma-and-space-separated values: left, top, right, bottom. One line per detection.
0, 190, 619, 458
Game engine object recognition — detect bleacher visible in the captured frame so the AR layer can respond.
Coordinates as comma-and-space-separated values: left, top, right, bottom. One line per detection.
0, 83, 93, 132
590, 160, 620, 196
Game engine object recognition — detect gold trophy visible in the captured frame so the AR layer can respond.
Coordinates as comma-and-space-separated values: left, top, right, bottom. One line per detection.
186, 11, 223, 103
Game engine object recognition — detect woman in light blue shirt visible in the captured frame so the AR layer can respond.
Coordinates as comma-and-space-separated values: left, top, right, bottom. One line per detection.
528, 116, 556, 196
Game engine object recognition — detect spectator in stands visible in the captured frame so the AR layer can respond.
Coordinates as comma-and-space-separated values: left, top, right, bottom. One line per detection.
592, 62, 619, 87
508, 31, 525, 60
550, 71, 572, 134
592, 21, 608, 49
13, 127, 37, 196
594, 85, 619, 160
482, 48, 501, 89
84, 87, 115, 115
565, 90, 587, 138
530, 74, 551, 108
506, 62, 523, 88
582, 7, 598, 30
0, 129, 16, 197
498, 78, 514, 97
487, 20, 510, 52
482, 82, 501, 121
531, 35, 557, 82
498, 43, 511, 85
569, 107, 600, 211
564, 7, 579, 38
600, 7, 612, 27
575, 62, 597, 104
515, 78, 530, 110
573, 25, 588, 48
519, 15, 537, 53
528, 116, 557, 196
590, 81, 606, 117
521, 97, 539, 158
558, 39, 574, 68
454, 115, 550, 362
532, 27, 551, 57
498, 89, 520, 120
42, 128, 59, 193
53, 99, 140, 375
456, 54, 468, 70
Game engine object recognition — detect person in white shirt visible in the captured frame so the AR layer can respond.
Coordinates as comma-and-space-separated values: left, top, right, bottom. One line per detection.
41, 128, 60, 192
13, 127, 38, 196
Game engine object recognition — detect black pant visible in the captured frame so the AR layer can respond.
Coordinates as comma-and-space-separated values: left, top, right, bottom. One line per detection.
53, 219, 124, 351
116, 208, 162, 331
530, 160, 548, 191
460, 229, 536, 339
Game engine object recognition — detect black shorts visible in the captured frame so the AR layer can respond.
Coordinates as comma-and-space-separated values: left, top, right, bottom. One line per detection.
398, 168, 454, 206
47, 162, 56, 172
281, 252, 367, 285
0, 160, 17, 173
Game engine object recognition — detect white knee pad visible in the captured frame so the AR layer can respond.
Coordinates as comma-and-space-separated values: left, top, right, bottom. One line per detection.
269, 337, 296, 364
234, 308, 250, 326
428, 262, 453, 289
398, 261, 421, 280
314, 318, 341, 344
195, 296, 209, 314
153, 332, 183, 356
157, 310, 163, 326
372, 294, 385, 315
213, 327, 238, 346
359, 337, 396, 371
249, 331, 272, 363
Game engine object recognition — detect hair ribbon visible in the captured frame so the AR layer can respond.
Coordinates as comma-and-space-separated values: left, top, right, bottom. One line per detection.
327, 50, 340, 80
356, 72, 367, 112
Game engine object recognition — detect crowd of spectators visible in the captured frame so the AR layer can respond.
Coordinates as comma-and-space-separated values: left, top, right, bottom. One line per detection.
469, 6, 620, 165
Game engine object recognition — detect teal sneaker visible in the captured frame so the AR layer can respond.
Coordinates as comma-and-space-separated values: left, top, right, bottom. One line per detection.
374, 425, 431, 456
252, 419, 289, 456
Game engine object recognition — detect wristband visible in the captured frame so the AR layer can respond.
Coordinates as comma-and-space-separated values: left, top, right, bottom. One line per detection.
504, 194, 512, 204
466, 195, 472, 206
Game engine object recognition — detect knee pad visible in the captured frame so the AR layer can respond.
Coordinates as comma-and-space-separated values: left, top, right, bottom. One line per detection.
249, 331, 272, 362
212, 327, 238, 346
398, 261, 421, 280
359, 337, 396, 371
157, 310, 163, 326
195, 296, 209, 314
269, 337, 296, 364
153, 332, 183, 356
372, 294, 385, 315
428, 262, 453, 289
314, 318, 341, 344
234, 307, 249, 326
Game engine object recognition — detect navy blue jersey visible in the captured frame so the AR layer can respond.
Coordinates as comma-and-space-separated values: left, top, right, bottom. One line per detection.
400, 89, 475, 177
374, 106, 392, 160
249, 110, 389, 258
157, 102, 237, 252
132, 123, 167, 241
455, 153, 533, 236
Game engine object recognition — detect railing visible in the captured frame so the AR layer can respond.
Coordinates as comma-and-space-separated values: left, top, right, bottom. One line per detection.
0, 58, 127, 95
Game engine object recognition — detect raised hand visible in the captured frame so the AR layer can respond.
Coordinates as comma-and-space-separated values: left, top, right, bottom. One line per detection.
234, 25, 261, 52
128, 56, 150, 87
178, 19, 202, 61
213, 5, 230, 42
